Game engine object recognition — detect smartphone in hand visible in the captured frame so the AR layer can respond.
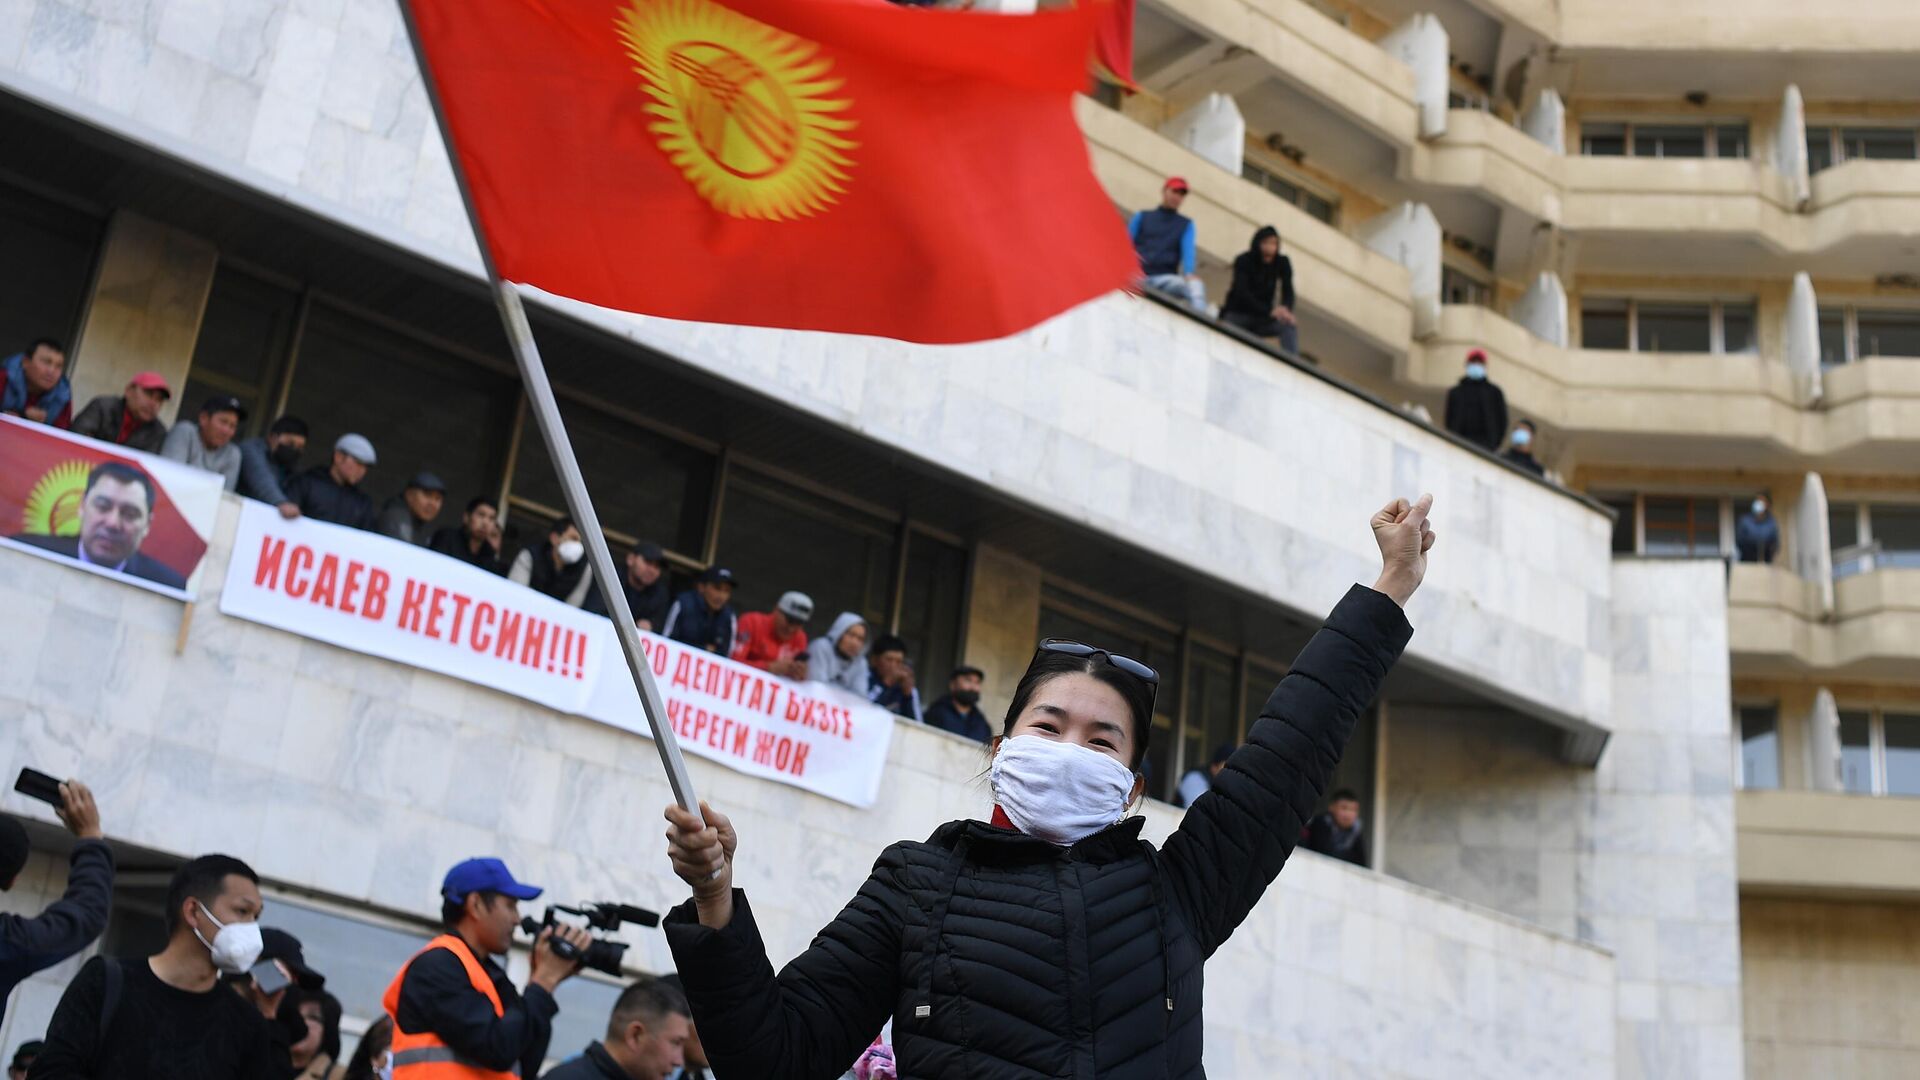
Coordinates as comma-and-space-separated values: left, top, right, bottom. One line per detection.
250, 959, 291, 997
14, 768, 64, 806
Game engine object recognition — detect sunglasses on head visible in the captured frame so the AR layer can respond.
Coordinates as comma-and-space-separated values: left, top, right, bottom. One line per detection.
1035, 639, 1160, 698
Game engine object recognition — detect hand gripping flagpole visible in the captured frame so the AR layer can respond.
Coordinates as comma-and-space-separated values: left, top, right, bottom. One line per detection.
399, 3, 705, 823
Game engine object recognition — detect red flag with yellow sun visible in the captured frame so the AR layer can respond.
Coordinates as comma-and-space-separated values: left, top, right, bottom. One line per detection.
405, 0, 1137, 344
0, 417, 209, 577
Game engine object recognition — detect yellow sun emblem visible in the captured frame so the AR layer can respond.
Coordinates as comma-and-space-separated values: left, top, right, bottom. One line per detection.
21, 460, 91, 537
618, 0, 858, 221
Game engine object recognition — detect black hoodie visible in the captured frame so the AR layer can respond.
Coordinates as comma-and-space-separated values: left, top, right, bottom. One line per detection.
1221, 225, 1295, 320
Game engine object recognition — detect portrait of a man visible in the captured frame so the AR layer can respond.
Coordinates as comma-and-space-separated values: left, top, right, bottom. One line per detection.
12, 461, 187, 589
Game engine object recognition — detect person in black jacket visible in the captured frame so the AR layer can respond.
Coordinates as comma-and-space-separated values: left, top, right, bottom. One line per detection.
0, 782, 112, 1028
1218, 225, 1298, 354
584, 539, 673, 630
661, 494, 1437, 1080
284, 434, 378, 531
1301, 789, 1369, 868
1500, 419, 1546, 478
428, 496, 510, 575
1443, 349, 1508, 452
662, 568, 739, 655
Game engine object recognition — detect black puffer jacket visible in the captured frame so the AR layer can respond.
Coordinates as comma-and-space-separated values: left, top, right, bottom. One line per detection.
665, 585, 1412, 1079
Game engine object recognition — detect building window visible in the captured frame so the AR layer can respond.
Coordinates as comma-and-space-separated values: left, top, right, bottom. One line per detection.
1642, 495, 1725, 558
1240, 160, 1338, 225
715, 470, 899, 641
286, 304, 520, 517
1806, 125, 1920, 173
1579, 120, 1749, 159
510, 403, 716, 560
1818, 305, 1920, 362
0, 180, 104, 361
1579, 298, 1757, 353
1736, 704, 1781, 790
1601, 493, 1735, 558
895, 529, 969, 699
1827, 502, 1920, 577
179, 266, 303, 441
1836, 707, 1920, 797
1441, 265, 1493, 307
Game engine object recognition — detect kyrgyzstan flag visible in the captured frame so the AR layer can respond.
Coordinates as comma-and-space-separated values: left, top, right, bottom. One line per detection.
407, 0, 1139, 345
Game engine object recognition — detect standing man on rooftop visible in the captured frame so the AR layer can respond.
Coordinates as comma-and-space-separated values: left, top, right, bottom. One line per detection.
236, 416, 309, 519
1444, 349, 1508, 453
1129, 177, 1208, 316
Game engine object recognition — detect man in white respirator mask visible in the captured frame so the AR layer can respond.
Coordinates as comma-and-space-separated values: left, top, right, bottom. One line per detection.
509, 516, 595, 608
663, 495, 1438, 1079
32, 853, 283, 1078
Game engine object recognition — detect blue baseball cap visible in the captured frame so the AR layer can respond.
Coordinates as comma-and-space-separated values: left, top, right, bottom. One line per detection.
441, 857, 543, 904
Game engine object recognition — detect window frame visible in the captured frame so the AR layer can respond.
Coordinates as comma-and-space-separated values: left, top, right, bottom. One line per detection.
1577, 119, 1751, 159
1831, 704, 1920, 798
1817, 304, 1920, 365
1806, 124, 1920, 173
1733, 701, 1783, 791
1577, 296, 1757, 354
1597, 491, 1737, 559
1239, 155, 1341, 227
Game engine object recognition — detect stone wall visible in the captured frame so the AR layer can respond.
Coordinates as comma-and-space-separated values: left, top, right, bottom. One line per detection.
1386, 559, 1743, 1079
0, 0, 1619, 744
1741, 897, 1920, 1079
0, 523, 1617, 1076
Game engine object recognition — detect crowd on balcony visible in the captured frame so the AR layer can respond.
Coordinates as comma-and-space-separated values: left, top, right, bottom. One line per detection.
0, 346, 998, 751
1126, 182, 1553, 482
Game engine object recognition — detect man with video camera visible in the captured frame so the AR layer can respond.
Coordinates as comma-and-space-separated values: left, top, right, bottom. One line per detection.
0, 778, 110, 1027
383, 858, 592, 1078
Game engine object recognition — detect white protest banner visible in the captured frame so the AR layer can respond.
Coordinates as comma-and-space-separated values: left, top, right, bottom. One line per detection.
221, 499, 895, 807
0, 415, 225, 601
222, 499, 604, 713
582, 629, 895, 809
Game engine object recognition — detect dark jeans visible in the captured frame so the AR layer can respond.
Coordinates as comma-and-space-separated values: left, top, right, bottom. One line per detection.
1221, 309, 1299, 355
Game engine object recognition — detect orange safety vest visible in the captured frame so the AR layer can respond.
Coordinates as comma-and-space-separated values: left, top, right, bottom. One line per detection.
382, 934, 520, 1079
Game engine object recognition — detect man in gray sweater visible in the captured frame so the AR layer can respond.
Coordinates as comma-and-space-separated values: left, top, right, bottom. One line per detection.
159, 395, 246, 491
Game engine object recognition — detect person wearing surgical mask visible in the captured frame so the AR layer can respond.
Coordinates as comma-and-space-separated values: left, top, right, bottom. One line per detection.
923, 664, 991, 743
509, 516, 595, 607
662, 495, 1437, 1079
1737, 494, 1781, 564
31, 853, 280, 1077
1500, 419, 1546, 477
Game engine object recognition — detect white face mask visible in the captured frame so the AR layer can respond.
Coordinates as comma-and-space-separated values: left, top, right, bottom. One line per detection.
192, 901, 264, 974
556, 539, 586, 565
376, 1051, 394, 1080
1752, 500, 1766, 516
990, 734, 1138, 846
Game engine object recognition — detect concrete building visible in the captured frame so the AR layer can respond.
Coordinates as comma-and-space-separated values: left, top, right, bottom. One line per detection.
0, 0, 1912, 1076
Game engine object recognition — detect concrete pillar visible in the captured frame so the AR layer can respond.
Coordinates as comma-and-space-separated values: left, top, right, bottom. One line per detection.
1511, 270, 1569, 347
70, 210, 218, 428
1792, 471, 1836, 618
1774, 84, 1811, 209
961, 543, 1043, 725
1519, 89, 1566, 153
1807, 687, 1842, 793
1378, 14, 1450, 139
1357, 203, 1442, 338
1158, 93, 1245, 179
1784, 272, 1823, 406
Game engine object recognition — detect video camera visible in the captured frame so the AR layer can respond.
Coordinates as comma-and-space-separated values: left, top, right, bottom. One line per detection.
519, 902, 660, 977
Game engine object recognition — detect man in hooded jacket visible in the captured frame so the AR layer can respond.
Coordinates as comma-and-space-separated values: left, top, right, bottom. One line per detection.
805, 612, 869, 695
1218, 226, 1297, 354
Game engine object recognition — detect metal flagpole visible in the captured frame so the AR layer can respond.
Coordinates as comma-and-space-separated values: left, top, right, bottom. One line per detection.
398, 2, 703, 817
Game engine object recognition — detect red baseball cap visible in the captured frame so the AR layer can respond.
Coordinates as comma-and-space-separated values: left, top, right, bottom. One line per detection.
129, 371, 172, 399
1164, 176, 1190, 193
1465, 349, 1489, 364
